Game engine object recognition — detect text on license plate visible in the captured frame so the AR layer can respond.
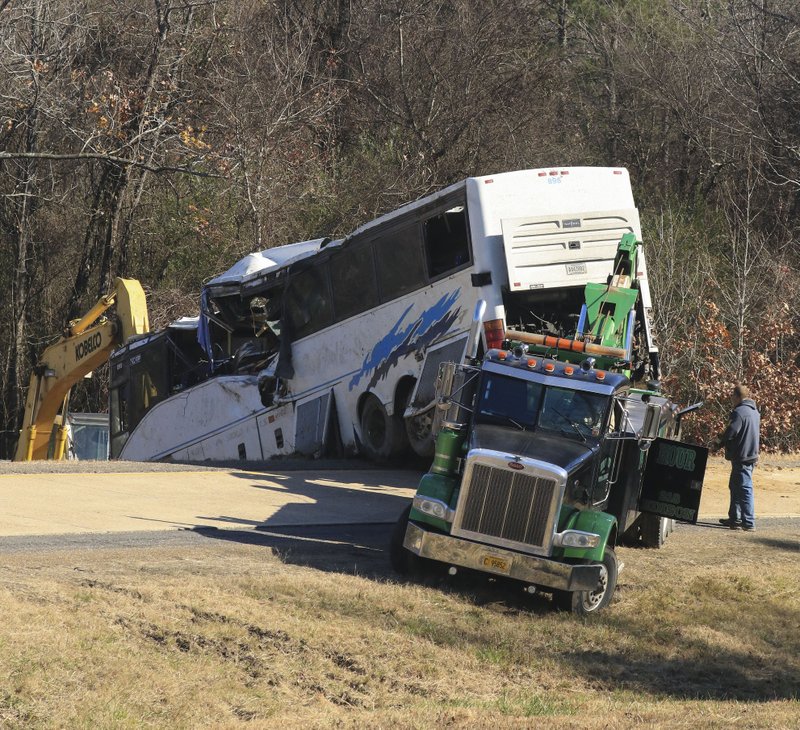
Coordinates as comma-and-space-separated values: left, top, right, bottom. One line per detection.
481, 554, 512, 574
566, 262, 587, 275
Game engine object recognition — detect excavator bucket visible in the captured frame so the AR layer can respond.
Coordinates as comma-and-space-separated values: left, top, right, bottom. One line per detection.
115, 278, 150, 342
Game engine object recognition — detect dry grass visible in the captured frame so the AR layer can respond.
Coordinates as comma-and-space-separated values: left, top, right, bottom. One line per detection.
0, 524, 798, 729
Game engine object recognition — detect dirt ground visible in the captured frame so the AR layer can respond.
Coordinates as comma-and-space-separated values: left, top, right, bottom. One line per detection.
699, 455, 800, 518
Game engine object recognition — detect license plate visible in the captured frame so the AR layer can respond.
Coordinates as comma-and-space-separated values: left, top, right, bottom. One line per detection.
481, 554, 512, 574
566, 262, 587, 275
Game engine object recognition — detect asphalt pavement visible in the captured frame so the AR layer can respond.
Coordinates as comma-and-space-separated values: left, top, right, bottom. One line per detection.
0, 463, 420, 538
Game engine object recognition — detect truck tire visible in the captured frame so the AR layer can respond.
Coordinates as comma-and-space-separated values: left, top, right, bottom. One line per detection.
640, 514, 671, 548
389, 504, 421, 576
553, 547, 619, 615
360, 394, 407, 462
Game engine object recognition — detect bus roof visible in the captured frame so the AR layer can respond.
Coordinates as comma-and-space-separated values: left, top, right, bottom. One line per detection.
205, 238, 329, 293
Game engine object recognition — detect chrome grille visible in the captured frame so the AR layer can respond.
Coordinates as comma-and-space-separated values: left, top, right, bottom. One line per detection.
457, 463, 558, 550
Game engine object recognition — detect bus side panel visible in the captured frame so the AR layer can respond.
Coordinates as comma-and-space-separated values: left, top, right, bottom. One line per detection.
289, 271, 473, 449
119, 376, 273, 461
177, 417, 265, 462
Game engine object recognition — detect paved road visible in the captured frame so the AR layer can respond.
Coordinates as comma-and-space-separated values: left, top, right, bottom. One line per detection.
1, 461, 795, 557
0, 462, 420, 538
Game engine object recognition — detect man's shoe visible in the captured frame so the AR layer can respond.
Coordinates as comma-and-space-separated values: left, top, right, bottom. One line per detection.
719, 518, 741, 529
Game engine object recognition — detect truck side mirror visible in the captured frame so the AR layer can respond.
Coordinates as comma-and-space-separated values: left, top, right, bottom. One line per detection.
432, 362, 460, 436
431, 361, 478, 437
640, 402, 662, 442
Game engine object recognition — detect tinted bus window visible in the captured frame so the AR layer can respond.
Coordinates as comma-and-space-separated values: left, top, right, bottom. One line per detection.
330, 243, 378, 321
129, 344, 169, 429
285, 265, 334, 340
374, 224, 426, 302
424, 206, 470, 278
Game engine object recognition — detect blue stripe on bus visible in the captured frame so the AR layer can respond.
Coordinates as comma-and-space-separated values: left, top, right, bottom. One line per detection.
349, 289, 462, 390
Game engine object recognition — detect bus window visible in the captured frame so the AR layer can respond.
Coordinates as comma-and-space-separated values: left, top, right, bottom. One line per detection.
424, 206, 470, 278
129, 347, 169, 429
110, 386, 127, 436
330, 242, 378, 321
374, 224, 426, 302
285, 264, 334, 340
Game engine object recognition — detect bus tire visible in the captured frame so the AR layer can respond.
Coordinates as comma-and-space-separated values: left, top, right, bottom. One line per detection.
405, 407, 435, 459
360, 394, 406, 462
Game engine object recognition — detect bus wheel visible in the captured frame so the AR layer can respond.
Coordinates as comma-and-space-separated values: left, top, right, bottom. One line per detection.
405, 407, 435, 458
360, 394, 406, 462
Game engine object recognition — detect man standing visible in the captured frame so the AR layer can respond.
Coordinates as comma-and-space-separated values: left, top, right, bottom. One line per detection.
710, 384, 760, 531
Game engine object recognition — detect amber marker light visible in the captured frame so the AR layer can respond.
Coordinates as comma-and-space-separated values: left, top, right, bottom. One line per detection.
564, 366, 574, 376
596, 370, 606, 380
527, 358, 538, 368
544, 362, 555, 373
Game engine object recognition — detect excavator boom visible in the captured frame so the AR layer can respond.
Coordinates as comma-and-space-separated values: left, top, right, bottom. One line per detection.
13, 278, 149, 461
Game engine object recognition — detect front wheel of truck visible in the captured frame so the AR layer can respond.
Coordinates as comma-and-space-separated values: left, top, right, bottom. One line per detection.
554, 547, 619, 615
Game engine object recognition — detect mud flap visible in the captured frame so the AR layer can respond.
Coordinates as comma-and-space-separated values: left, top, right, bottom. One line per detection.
638, 438, 708, 524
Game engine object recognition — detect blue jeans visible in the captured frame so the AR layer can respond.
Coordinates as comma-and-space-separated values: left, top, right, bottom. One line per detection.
728, 461, 756, 528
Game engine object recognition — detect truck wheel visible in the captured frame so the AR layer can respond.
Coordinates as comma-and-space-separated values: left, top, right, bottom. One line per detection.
554, 548, 619, 615
360, 394, 407, 462
405, 407, 435, 459
389, 504, 421, 576
640, 514, 671, 548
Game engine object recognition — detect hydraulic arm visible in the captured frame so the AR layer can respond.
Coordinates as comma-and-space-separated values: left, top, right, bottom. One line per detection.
507, 232, 653, 377
13, 278, 149, 461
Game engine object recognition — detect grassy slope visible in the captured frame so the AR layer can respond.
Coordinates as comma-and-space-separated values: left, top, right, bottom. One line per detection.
0, 525, 798, 729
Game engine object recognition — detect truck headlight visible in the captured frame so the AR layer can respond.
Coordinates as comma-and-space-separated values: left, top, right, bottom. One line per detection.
553, 530, 601, 549
412, 496, 454, 522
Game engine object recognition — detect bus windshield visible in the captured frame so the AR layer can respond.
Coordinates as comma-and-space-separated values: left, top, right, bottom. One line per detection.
475, 372, 609, 440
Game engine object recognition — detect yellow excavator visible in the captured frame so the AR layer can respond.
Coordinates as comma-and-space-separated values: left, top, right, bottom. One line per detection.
14, 278, 149, 461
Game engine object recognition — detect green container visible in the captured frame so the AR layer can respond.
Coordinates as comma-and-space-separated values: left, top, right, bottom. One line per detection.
430, 422, 467, 476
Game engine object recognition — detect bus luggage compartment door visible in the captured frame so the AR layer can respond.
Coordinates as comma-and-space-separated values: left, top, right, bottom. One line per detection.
294, 391, 332, 457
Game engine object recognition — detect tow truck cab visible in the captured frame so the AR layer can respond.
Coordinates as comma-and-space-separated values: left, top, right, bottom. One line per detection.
392, 348, 704, 614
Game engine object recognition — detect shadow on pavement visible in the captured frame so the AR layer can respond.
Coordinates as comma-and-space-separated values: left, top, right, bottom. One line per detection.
196, 469, 422, 530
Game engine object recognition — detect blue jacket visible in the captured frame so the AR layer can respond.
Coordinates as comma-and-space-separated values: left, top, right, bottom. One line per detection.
720, 399, 760, 464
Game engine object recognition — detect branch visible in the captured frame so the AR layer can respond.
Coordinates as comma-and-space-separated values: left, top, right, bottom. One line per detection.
0, 150, 222, 177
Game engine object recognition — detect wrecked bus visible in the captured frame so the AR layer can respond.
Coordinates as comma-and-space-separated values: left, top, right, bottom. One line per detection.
109, 167, 658, 462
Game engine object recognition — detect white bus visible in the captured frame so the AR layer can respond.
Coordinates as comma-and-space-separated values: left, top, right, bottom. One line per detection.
109, 167, 658, 462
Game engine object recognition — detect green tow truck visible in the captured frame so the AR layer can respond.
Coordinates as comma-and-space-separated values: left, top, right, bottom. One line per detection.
390, 235, 707, 614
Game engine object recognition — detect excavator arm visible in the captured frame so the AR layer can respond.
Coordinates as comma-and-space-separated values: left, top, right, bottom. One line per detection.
14, 277, 149, 461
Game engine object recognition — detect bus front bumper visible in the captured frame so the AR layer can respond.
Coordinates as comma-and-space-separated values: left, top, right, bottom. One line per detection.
403, 522, 602, 592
